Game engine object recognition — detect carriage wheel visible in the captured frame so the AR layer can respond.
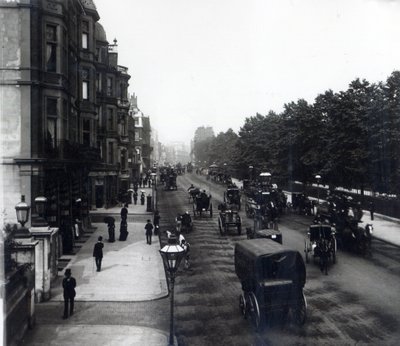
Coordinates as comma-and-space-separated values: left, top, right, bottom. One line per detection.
304, 240, 309, 264
239, 293, 247, 318
331, 238, 337, 264
248, 292, 263, 331
292, 292, 307, 326
218, 218, 224, 236
192, 205, 197, 219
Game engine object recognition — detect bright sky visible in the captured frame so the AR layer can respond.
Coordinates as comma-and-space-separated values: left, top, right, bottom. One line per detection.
95, 0, 400, 146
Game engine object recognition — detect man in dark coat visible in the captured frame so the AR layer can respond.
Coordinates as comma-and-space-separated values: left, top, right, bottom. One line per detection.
121, 204, 128, 222
145, 219, 154, 245
62, 268, 76, 319
93, 236, 104, 272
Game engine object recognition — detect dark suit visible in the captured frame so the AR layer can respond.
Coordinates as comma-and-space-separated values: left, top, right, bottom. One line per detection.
62, 276, 76, 318
93, 241, 104, 271
145, 222, 154, 244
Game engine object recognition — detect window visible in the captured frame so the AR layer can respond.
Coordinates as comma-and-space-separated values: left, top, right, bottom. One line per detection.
121, 117, 127, 136
96, 72, 101, 92
82, 21, 89, 49
106, 77, 113, 96
135, 130, 140, 141
62, 99, 68, 140
82, 68, 89, 99
121, 150, 127, 170
46, 25, 57, 72
70, 109, 77, 143
83, 119, 91, 146
62, 29, 67, 74
108, 142, 114, 164
46, 98, 58, 148
107, 108, 114, 130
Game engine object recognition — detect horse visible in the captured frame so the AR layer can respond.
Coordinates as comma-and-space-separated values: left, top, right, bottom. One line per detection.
340, 221, 373, 256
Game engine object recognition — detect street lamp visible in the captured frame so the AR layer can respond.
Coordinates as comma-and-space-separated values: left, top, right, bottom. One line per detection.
32, 196, 48, 227
248, 165, 254, 183
159, 237, 186, 346
15, 195, 31, 238
315, 174, 321, 205
150, 172, 157, 211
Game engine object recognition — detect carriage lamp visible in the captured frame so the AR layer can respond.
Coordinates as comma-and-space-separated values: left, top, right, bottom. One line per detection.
159, 238, 186, 346
14, 195, 31, 238
32, 196, 48, 227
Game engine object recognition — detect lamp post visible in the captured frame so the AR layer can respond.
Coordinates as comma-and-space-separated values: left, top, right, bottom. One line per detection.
248, 165, 253, 181
33, 196, 48, 227
150, 172, 157, 211
15, 195, 31, 238
315, 174, 321, 205
159, 237, 186, 346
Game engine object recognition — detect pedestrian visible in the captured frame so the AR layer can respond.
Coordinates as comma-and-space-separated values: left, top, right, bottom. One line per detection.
140, 191, 145, 205
153, 210, 161, 235
62, 268, 76, 319
120, 202, 127, 220
369, 201, 375, 221
148, 178, 151, 188
93, 236, 104, 272
145, 219, 154, 245
133, 191, 138, 205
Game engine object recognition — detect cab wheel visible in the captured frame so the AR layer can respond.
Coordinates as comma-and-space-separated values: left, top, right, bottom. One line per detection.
292, 292, 307, 326
239, 293, 247, 318
248, 292, 263, 331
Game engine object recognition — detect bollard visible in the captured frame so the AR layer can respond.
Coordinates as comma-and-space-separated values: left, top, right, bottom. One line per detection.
146, 194, 152, 212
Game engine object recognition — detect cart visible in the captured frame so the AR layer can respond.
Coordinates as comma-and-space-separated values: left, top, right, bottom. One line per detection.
235, 239, 307, 330
218, 204, 241, 235
304, 224, 337, 274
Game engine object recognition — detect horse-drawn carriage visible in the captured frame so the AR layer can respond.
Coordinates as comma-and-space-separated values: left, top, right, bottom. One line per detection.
235, 239, 307, 330
218, 203, 241, 235
193, 191, 213, 218
188, 186, 200, 203
315, 192, 372, 256
245, 191, 280, 229
164, 174, 177, 190
176, 211, 193, 233
304, 224, 336, 275
224, 186, 241, 210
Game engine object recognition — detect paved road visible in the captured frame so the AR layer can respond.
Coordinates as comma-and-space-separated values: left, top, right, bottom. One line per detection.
171, 173, 400, 345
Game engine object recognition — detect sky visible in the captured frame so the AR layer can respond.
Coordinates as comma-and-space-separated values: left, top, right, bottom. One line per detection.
95, 0, 400, 146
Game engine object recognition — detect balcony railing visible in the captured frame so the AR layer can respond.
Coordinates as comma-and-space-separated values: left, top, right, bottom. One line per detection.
44, 140, 101, 162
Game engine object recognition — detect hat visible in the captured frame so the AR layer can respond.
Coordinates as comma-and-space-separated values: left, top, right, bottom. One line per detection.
65, 268, 71, 275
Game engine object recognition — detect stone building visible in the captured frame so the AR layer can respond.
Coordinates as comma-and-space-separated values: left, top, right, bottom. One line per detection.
0, 0, 131, 233
129, 94, 153, 180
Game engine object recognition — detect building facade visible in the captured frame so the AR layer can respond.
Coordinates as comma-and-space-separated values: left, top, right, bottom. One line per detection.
0, 0, 131, 233
129, 94, 153, 181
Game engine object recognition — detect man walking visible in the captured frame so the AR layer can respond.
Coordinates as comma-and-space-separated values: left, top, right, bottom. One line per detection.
145, 219, 154, 245
62, 268, 76, 319
93, 236, 104, 272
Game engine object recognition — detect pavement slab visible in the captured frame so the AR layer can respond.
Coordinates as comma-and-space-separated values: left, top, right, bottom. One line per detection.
23, 325, 170, 346
51, 221, 168, 302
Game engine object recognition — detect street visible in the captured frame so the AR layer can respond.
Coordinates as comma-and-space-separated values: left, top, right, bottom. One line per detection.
20, 173, 400, 346
169, 173, 400, 345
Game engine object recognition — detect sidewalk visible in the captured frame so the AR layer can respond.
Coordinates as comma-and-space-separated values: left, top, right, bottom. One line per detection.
359, 212, 400, 247
285, 191, 400, 247
23, 196, 171, 345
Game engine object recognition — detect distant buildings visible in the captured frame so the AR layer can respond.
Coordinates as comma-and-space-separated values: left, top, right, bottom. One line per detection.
129, 94, 153, 179
191, 126, 215, 164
